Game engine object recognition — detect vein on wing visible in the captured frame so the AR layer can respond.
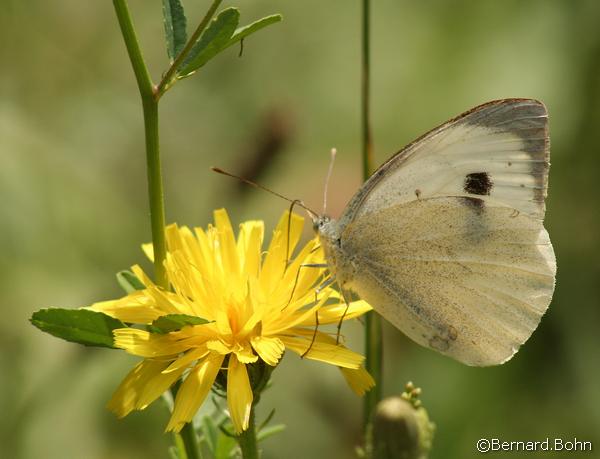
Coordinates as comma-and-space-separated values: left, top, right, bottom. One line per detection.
359, 255, 554, 278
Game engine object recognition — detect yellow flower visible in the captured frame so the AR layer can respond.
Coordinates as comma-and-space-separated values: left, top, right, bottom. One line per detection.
92, 209, 374, 433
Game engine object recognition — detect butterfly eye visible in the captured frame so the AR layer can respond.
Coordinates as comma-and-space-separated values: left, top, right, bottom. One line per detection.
313, 218, 328, 232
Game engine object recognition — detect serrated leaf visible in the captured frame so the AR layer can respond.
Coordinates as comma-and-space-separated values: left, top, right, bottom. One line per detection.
149, 313, 210, 334
178, 7, 240, 76
30, 308, 125, 348
116, 270, 145, 294
225, 14, 282, 50
162, 0, 188, 61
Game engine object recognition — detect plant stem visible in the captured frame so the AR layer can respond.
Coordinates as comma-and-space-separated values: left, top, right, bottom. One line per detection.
361, 0, 383, 451
237, 408, 259, 459
112, 2, 198, 458
156, 0, 224, 98
112, 0, 168, 289
141, 97, 169, 289
361, 0, 374, 180
179, 414, 203, 459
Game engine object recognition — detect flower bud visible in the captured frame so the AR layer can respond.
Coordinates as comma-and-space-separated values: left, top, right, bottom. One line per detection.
373, 396, 434, 459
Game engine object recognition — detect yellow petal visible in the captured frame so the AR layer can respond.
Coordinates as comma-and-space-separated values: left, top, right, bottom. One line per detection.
114, 329, 202, 357
260, 211, 304, 292
237, 220, 264, 278
165, 223, 184, 253
165, 250, 207, 317
340, 366, 375, 396
88, 292, 162, 324
206, 339, 232, 355
136, 366, 187, 410
234, 342, 259, 364
193, 226, 217, 281
166, 353, 224, 432
298, 300, 372, 326
268, 289, 333, 334
279, 334, 364, 369
107, 358, 185, 417
214, 209, 241, 276
142, 244, 154, 262
280, 238, 326, 301
251, 336, 284, 366
142, 285, 188, 316
130, 265, 155, 289
227, 356, 253, 433
162, 346, 209, 374
107, 359, 164, 417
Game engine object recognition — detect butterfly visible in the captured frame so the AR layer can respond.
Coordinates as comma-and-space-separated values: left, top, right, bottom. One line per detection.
314, 99, 556, 366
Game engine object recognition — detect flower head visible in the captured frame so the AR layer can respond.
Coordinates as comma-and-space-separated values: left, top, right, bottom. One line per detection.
92, 209, 373, 433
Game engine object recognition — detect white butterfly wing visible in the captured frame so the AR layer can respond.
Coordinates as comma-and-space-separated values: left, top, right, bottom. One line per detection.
340, 99, 549, 228
332, 99, 556, 366
340, 197, 555, 366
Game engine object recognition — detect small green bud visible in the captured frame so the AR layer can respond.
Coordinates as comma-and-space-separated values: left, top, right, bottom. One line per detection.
373, 396, 435, 459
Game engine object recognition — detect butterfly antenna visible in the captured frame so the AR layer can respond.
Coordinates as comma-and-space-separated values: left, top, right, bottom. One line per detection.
211, 167, 318, 218
323, 148, 337, 214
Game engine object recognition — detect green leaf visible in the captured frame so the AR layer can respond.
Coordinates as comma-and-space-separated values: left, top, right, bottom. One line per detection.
30, 308, 125, 349
214, 430, 238, 459
225, 14, 282, 50
162, 0, 188, 61
179, 7, 240, 76
116, 270, 145, 294
149, 313, 210, 334
199, 415, 219, 453
257, 424, 286, 441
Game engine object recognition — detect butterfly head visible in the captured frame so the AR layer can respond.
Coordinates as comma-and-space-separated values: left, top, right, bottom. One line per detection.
312, 215, 341, 253
312, 215, 331, 233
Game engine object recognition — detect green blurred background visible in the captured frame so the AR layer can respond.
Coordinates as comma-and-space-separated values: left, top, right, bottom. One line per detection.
1, 0, 599, 458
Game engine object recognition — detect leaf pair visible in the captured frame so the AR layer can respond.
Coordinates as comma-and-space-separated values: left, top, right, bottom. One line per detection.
162, 0, 282, 79
30, 270, 209, 348
31, 309, 210, 348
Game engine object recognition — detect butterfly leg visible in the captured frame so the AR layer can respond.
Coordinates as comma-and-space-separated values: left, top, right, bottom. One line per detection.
301, 304, 320, 359
335, 289, 353, 345
282, 263, 329, 311
315, 274, 336, 295
284, 199, 304, 266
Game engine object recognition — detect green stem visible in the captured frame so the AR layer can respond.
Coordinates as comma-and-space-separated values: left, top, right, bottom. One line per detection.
141, 97, 169, 289
237, 408, 259, 459
361, 0, 383, 452
112, 2, 197, 458
156, 0, 224, 98
361, 0, 374, 181
112, 0, 168, 289
179, 412, 203, 459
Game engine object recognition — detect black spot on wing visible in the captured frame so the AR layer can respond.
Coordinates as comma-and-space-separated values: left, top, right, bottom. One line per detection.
460, 196, 485, 215
464, 172, 493, 195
